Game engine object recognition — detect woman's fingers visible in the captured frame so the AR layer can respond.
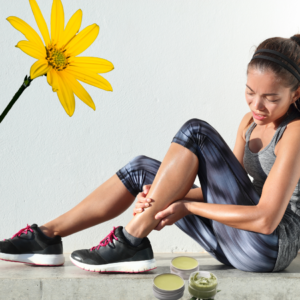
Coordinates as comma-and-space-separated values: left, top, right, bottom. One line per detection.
154, 220, 164, 231
134, 207, 144, 213
137, 192, 152, 202
143, 184, 152, 194
133, 187, 153, 216
155, 206, 172, 220
136, 202, 151, 208
155, 217, 173, 231
133, 199, 153, 214
136, 197, 153, 205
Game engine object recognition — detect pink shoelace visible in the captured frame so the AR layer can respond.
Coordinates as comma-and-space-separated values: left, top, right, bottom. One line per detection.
4, 224, 33, 241
90, 226, 119, 251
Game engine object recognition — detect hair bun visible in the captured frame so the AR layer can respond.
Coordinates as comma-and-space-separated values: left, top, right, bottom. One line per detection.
291, 35, 300, 46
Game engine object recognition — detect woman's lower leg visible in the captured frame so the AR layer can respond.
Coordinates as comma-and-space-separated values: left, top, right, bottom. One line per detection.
125, 142, 199, 238
39, 174, 135, 237
39, 142, 198, 239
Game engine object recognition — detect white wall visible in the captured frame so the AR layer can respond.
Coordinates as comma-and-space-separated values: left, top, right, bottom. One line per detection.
0, 0, 299, 253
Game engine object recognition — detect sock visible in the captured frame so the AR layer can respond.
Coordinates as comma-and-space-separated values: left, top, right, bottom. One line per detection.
122, 227, 143, 247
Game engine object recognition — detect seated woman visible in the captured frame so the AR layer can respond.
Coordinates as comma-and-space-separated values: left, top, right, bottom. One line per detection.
1, 34, 300, 273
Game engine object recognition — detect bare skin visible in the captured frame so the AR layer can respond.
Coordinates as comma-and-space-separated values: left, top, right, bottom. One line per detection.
40, 143, 199, 238
40, 173, 136, 238
149, 68, 300, 235
133, 67, 300, 234
40, 67, 300, 240
125, 143, 199, 238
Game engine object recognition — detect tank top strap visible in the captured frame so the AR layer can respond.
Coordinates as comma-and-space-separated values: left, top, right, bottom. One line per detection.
272, 109, 300, 146
245, 121, 256, 143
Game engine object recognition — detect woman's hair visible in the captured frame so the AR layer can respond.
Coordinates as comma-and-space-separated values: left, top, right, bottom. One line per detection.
245, 34, 300, 128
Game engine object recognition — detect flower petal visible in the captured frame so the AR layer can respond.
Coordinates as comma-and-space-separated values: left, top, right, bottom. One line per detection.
30, 59, 51, 79
56, 71, 75, 117
16, 40, 46, 59
63, 72, 96, 110
66, 24, 99, 57
29, 0, 51, 46
65, 66, 113, 91
47, 69, 59, 92
6, 16, 44, 48
70, 57, 114, 74
62, 9, 82, 47
51, 0, 64, 48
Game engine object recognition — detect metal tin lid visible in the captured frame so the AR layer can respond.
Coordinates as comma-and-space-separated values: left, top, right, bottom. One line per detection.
152, 273, 185, 300
170, 256, 199, 280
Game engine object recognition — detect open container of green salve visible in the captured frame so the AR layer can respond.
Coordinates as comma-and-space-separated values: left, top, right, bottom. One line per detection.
188, 271, 218, 299
152, 273, 185, 300
170, 256, 199, 280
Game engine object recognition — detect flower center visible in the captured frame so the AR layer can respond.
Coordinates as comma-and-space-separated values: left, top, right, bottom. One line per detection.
45, 43, 70, 71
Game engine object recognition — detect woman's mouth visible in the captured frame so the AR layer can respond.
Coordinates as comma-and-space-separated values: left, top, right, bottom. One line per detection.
252, 111, 266, 120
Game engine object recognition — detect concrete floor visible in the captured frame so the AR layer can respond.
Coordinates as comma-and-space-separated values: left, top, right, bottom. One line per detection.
0, 252, 300, 300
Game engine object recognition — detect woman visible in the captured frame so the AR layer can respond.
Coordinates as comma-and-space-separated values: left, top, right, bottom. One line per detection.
1, 35, 300, 273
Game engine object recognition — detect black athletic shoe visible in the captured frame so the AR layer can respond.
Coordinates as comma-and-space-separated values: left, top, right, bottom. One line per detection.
70, 226, 156, 273
0, 224, 64, 266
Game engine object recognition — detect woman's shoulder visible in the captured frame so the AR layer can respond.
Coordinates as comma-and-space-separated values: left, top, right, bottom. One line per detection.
284, 113, 300, 134
242, 112, 254, 142
276, 114, 300, 155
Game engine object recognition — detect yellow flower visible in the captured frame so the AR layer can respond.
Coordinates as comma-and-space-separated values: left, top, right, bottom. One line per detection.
7, 0, 114, 117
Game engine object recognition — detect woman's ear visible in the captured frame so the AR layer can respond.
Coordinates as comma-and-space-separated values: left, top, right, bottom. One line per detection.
291, 85, 300, 103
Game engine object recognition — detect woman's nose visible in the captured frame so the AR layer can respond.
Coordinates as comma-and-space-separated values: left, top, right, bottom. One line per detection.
252, 97, 265, 111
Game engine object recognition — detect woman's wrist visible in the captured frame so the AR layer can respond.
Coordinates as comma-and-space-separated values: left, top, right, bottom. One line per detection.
182, 200, 193, 215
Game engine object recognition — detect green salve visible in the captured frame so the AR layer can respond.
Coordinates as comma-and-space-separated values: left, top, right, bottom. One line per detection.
171, 256, 199, 270
188, 272, 218, 298
154, 274, 184, 291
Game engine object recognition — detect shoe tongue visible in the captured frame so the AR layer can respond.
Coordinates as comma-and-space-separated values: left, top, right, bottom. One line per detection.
30, 224, 38, 229
113, 226, 124, 238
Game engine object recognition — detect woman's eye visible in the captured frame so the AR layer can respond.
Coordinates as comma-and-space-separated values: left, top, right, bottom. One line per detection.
247, 92, 278, 102
266, 98, 279, 102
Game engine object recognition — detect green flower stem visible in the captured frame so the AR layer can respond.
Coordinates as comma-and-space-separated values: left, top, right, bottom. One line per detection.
0, 75, 33, 124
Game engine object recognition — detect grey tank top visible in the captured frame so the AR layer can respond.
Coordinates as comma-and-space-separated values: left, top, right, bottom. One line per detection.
243, 109, 300, 272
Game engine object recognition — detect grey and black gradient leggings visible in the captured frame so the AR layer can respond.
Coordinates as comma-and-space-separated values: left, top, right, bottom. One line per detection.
116, 118, 279, 272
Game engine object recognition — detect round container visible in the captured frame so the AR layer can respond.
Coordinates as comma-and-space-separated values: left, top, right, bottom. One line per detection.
152, 273, 185, 300
170, 256, 199, 280
188, 271, 218, 299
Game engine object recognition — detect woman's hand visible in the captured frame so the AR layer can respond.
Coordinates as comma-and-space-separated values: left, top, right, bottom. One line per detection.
133, 184, 154, 216
154, 200, 191, 231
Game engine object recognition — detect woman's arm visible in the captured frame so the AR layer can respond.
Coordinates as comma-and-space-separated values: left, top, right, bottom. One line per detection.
183, 187, 205, 202
154, 200, 268, 234
184, 201, 268, 234
183, 188, 267, 234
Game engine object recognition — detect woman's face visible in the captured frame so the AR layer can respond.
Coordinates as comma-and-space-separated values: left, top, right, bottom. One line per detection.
245, 67, 297, 126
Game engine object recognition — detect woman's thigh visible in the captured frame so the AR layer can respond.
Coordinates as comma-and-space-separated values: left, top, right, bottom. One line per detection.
172, 118, 279, 272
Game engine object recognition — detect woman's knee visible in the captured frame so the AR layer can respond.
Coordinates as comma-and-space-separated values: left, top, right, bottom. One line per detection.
177, 118, 213, 137
185, 118, 210, 127
129, 155, 161, 167
172, 118, 210, 154
123, 155, 162, 183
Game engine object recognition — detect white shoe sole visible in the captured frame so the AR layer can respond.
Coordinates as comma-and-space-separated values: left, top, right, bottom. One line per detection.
0, 253, 65, 266
70, 256, 157, 273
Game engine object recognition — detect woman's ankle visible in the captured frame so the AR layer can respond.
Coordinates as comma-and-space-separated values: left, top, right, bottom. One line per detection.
39, 225, 56, 238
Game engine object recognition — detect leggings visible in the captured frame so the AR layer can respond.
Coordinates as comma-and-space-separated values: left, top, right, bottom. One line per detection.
116, 118, 279, 272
